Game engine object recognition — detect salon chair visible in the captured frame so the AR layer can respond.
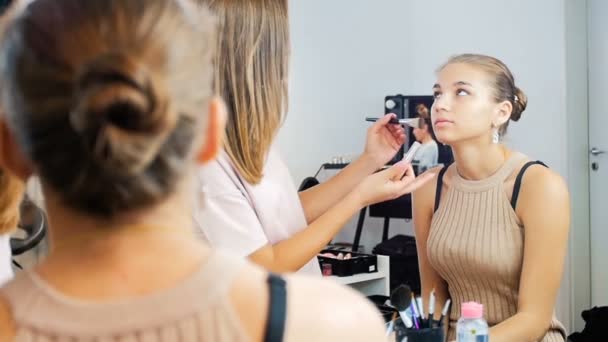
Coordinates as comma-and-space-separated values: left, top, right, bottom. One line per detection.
11, 197, 47, 268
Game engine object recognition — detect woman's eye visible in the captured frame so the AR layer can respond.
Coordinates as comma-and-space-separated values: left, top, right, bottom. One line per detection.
456, 89, 469, 96
433, 92, 442, 99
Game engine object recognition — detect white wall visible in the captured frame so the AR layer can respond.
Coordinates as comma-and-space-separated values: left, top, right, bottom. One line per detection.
281, 0, 568, 182
280, 0, 580, 331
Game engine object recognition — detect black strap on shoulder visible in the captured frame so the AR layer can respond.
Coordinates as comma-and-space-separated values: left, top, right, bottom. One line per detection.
434, 166, 449, 212
510, 161, 548, 210
264, 273, 287, 342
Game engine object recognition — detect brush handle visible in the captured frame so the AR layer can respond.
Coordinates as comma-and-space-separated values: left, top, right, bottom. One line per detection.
365, 117, 401, 125
398, 310, 413, 329
403, 141, 422, 164
385, 311, 398, 335
385, 320, 395, 336
409, 302, 421, 329
429, 291, 436, 318
416, 297, 425, 319
438, 299, 451, 329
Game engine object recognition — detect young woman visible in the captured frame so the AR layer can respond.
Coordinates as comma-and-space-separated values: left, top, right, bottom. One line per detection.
413, 54, 569, 342
0, 1, 387, 340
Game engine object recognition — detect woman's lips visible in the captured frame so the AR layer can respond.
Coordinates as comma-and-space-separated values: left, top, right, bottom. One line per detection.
434, 119, 453, 128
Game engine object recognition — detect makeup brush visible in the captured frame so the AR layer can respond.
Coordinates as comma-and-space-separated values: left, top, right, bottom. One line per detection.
365, 116, 421, 128
428, 289, 436, 327
410, 293, 421, 329
439, 299, 452, 327
416, 296, 425, 324
390, 285, 414, 329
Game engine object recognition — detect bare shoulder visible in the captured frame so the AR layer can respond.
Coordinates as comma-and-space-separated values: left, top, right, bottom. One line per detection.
229, 265, 385, 342
228, 263, 269, 342
413, 165, 447, 219
518, 164, 569, 204
414, 165, 445, 201
0, 294, 15, 341
517, 163, 570, 233
283, 274, 386, 342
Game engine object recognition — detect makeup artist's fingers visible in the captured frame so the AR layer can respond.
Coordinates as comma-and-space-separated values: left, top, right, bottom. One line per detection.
396, 131, 406, 145
386, 160, 410, 180
388, 123, 405, 135
399, 170, 438, 194
356, 162, 436, 206
402, 163, 416, 180
386, 162, 433, 190
387, 124, 403, 134
369, 113, 397, 133
388, 128, 406, 145
384, 125, 406, 149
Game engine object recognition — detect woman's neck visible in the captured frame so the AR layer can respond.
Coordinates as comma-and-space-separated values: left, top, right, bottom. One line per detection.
451, 140, 510, 181
34, 191, 210, 300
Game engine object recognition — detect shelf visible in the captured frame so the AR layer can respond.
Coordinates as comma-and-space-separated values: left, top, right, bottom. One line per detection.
325, 254, 390, 296
328, 270, 385, 285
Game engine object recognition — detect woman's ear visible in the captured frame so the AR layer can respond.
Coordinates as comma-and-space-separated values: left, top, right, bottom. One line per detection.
0, 118, 32, 180
494, 100, 512, 127
197, 97, 227, 164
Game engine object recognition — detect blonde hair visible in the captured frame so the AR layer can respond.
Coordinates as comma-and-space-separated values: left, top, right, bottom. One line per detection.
198, 0, 289, 184
0, 169, 23, 234
440, 53, 528, 136
0, 0, 216, 216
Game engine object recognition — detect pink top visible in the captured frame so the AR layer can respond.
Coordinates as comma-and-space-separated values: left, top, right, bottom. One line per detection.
194, 146, 321, 275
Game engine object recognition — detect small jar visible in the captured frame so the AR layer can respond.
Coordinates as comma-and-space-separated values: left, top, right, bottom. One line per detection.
321, 263, 332, 276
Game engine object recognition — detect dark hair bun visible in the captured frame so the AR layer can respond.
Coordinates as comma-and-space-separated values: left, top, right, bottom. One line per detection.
70, 53, 177, 176
511, 87, 528, 122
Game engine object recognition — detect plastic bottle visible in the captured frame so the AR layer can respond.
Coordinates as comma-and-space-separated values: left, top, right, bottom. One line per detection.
456, 302, 489, 342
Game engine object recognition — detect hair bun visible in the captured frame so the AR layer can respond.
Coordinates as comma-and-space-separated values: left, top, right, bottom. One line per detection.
70, 53, 177, 176
510, 87, 528, 122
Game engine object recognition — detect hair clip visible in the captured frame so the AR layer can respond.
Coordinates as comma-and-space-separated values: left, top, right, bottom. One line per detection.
513, 95, 519, 102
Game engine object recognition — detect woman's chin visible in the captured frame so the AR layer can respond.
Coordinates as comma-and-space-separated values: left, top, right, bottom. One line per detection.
434, 133, 456, 145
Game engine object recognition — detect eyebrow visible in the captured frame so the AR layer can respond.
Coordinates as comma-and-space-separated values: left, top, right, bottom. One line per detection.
433, 81, 473, 89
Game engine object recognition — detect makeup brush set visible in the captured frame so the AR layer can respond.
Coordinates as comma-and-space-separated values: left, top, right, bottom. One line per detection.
383, 284, 451, 342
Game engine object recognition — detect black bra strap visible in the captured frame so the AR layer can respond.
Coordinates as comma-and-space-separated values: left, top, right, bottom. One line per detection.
264, 273, 287, 342
434, 166, 449, 212
511, 161, 548, 210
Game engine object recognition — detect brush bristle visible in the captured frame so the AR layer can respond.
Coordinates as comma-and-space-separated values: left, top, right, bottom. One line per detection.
406, 118, 420, 128
390, 284, 412, 311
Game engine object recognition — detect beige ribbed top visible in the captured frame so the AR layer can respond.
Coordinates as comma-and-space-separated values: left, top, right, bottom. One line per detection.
427, 152, 566, 341
0, 251, 250, 341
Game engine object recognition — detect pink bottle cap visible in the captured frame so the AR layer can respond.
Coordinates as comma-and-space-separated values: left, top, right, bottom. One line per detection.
461, 302, 484, 319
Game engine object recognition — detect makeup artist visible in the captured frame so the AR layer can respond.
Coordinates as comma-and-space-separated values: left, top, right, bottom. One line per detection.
193, 0, 435, 275
0, 1, 388, 339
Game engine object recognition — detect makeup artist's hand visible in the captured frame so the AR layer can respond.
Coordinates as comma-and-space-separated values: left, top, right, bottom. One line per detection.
363, 113, 406, 170
351, 160, 436, 207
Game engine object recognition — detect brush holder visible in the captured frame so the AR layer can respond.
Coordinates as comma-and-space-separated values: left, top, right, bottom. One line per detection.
390, 318, 444, 342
